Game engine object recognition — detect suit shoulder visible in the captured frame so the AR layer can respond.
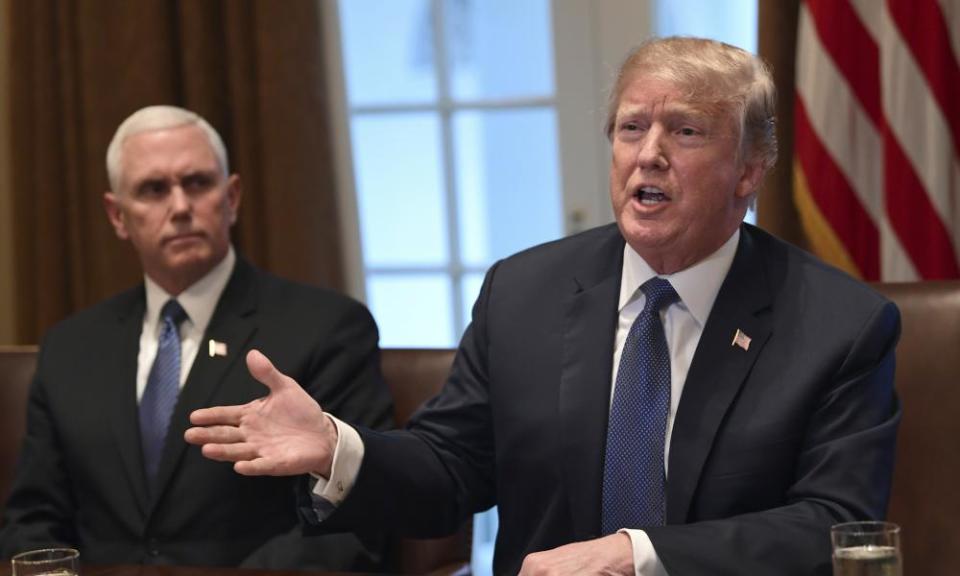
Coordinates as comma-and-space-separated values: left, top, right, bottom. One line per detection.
41, 286, 143, 345
250, 269, 373, 321
496, 223, 622, 272
747, 224, 894, 313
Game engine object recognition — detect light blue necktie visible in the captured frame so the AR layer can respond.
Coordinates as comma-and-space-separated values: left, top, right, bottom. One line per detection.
602, 277, 679, 534
140, 299, 187, 489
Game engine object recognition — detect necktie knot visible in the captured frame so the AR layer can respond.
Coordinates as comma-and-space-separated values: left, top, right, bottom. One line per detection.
160, 299, 187, 327
641, 277, 678, 314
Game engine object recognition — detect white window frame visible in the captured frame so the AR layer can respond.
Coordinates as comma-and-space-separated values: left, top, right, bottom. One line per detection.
319, 0, 652, 305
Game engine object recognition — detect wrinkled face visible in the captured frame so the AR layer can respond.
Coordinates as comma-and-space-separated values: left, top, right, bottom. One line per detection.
609, 74, 762, 274
103, 124, 241, 294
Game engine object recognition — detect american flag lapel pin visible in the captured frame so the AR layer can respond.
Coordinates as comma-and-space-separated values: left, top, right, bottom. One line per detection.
731, 329, 751, 351
208, 339, 228, 358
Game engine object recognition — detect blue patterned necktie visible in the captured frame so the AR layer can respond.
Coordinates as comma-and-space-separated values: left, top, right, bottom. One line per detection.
140, 299, 187, 489
602, 277, 679, 534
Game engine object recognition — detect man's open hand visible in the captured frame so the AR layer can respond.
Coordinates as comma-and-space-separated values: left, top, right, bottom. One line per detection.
184, 349, 338, 477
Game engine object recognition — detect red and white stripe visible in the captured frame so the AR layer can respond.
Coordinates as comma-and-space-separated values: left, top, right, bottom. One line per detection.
794, 0, 960, 281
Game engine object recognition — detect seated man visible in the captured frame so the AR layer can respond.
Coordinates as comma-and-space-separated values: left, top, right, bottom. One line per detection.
0, 106, 393, 570
188, 37, 900, 576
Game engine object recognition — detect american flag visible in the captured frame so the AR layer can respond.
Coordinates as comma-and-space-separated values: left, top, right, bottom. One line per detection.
732, 329, 752, 351
793, 0, 960, 281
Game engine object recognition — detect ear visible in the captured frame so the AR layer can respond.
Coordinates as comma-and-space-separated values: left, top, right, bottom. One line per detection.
103, 192, 130, 240
734, 157, 766, 200
225, 174, 242, 225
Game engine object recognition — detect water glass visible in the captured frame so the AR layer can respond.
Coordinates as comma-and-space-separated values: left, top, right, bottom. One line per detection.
10, 548, 79, 576
831, 521, 902, 576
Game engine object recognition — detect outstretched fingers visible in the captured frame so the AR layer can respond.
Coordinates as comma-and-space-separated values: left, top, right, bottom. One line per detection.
183, 424, 244, 446
188, 404, 246, 427
200, 441, 262, 464
246, 349, 298, 394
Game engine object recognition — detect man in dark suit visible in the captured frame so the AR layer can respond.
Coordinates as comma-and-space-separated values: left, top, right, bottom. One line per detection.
0, 105, 393, 570
187, 37, 900, 575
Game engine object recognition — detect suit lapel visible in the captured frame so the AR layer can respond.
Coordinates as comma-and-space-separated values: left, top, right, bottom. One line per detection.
106, 288, 151, 516
148, 259, 260, 509
666, 226, 773, 523
559, 226, 624, 540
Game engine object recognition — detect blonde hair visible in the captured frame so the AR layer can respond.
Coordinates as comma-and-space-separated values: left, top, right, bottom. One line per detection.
106, 105, 228, 191
605, 36, 777, 172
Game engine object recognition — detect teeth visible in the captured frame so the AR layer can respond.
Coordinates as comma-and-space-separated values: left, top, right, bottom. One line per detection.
636, 186, 667, 204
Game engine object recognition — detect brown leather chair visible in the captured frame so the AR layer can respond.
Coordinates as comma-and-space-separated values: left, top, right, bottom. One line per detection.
874, 281, 960, 576
0, 345, 37, 518
379, 348, 471, 575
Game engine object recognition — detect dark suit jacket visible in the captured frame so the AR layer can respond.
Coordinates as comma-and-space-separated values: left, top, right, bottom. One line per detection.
327, 223, 900, 575
0, 257, 394, 570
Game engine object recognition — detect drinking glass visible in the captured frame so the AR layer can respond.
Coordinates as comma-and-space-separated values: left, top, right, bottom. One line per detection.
10, 548, 79, 576
831, 521, 902, 576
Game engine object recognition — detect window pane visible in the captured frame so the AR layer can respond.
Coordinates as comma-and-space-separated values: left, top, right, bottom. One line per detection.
367, 274, 454, 347
470, 508, 499, 576
445, 0, 554, 100
352, 113, 448, 266
460, 272, 485, 332
454, 108, 562, 266
655, 0, 758, 53
339, 0, 437, 105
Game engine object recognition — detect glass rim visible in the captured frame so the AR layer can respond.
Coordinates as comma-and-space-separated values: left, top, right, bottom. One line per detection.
10, 547, 80, 564
831, 520, 900, 536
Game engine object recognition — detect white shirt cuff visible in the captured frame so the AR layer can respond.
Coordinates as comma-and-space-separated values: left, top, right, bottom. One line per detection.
622, 529, 669, 576
309, 414, 365, 514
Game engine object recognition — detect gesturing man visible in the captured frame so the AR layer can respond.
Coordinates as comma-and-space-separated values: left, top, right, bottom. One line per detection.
188, 38, 899, 575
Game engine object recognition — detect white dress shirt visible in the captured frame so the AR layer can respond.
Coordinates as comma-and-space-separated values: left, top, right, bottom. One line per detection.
315, 230, 741, 576
137, 247, 236, 402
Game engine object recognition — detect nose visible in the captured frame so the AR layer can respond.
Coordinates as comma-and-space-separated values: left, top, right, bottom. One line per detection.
169, 184, 192, 216
637, 126, 669, 171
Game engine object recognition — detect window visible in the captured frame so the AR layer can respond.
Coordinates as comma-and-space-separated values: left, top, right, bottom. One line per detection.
336, 0, 562, 348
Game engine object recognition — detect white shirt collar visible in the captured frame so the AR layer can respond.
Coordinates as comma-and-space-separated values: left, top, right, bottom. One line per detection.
618, 229, 741, 327
143, 246, 236, 334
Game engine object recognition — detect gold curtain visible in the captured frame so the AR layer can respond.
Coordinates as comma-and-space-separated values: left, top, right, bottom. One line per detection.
6, 0, 345, 344
756, 0, 805, 249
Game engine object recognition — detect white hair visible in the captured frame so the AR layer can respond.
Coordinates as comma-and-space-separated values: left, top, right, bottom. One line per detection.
105, 105, 229, 191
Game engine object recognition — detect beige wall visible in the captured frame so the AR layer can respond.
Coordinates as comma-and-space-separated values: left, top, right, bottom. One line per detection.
0, 0, 16, 343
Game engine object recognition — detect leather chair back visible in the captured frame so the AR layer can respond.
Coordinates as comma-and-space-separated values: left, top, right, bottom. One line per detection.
874, 281, 960, 576
0, 346, 37, 516
380, 348, 471, 575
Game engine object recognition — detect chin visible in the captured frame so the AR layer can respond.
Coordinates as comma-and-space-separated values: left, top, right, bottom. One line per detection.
165, 251, 216, 274
619, 218, 676, 248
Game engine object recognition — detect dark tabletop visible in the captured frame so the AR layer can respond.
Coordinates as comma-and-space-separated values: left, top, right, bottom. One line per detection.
0, 565, 372, 576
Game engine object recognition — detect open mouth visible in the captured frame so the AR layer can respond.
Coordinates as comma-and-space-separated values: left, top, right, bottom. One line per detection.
633, 186, 669, 205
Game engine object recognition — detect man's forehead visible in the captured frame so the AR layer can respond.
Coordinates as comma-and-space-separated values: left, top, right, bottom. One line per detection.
616, 73, 731, 119
120, 125, 220, 177
120, 124, 223, 189
616, 98, 717, 123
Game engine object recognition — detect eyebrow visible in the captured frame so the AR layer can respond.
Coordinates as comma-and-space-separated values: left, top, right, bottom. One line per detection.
617, 103, 712, 121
